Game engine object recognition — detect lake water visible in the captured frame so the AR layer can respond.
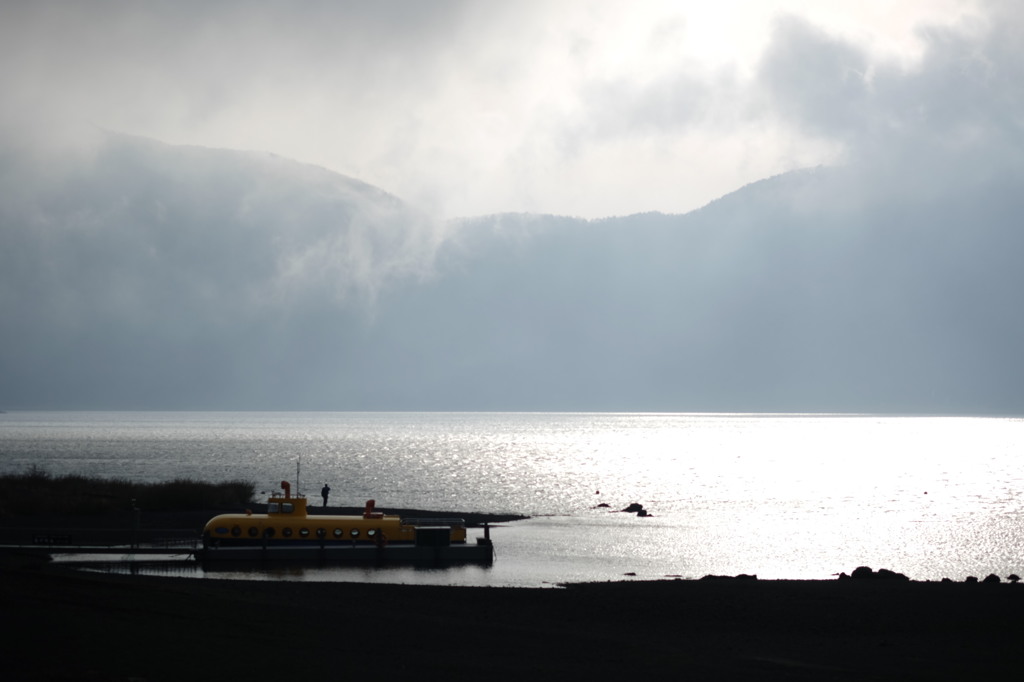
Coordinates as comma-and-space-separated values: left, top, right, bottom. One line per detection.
2, 411, 1022, 586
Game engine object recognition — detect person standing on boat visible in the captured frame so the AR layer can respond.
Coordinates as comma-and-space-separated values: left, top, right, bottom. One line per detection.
321, 483, 331, 508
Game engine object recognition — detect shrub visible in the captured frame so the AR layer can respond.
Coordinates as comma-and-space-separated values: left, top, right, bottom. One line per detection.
0, 469, 255, 517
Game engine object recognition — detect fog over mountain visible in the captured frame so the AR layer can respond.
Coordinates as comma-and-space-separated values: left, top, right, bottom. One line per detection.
2, 2, 1023, 413
1, 129, 1022, 413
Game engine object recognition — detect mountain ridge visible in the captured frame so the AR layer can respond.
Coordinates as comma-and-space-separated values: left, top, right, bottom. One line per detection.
1, 132, 1021, 413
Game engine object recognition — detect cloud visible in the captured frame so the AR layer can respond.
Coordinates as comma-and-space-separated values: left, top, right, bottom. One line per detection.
734, 0, 1023, 215
3, 1, 1016, 221
0, 1, 991, 219
2, 2, 1023, 412
756, 16, 872, 140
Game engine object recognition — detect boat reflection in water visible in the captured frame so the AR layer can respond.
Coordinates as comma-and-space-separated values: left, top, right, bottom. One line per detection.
196, 481, 494, 567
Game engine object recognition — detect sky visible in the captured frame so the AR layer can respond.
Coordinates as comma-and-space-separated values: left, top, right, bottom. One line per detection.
2, 0, 1023, 412
0, 0, 993, 219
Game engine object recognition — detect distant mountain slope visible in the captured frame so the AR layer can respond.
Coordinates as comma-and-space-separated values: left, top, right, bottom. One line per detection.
0, 132, 439, 408
2, 133, 1022, 412
377, 167, 1024, 413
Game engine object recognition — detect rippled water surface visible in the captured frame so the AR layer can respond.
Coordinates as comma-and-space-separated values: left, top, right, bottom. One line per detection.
3, 412, 1023, 585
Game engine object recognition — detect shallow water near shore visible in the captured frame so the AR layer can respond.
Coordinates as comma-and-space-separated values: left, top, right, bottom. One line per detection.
8, 411, 1024, 585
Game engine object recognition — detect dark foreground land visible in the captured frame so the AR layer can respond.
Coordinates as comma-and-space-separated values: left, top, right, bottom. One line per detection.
3, 498, 1022, 681
4, 558, 1024, 682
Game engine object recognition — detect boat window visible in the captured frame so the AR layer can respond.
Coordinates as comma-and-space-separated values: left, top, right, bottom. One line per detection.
264, 527, 276, 538
333, 528, 343, 538
231, 526, 241, 537
248, 526, 259, 537
367, 529, 377, 537
350, 529, 360, 538
282, 527, 293, 537
299, 528, 310, 537
215, 527, 229, 535
268, 503, 279, 513
282, 503, 294, 513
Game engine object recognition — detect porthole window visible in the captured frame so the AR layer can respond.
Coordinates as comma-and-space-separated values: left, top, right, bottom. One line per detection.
282, 527, 293, 537
299, 528, 310, 537
350, 529, 360, 538
367, 529, 377, 537
264, 527, 276, 538
231, 525, 241, 537
316, 528, 326, 538
248, 526, 259, 537
333, 528, 344, 538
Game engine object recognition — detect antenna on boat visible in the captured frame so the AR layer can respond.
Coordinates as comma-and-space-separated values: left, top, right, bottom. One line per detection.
296, 457, 301, 497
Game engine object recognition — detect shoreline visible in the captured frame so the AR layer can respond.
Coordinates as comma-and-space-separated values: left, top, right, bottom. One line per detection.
5, 510, 1024, 679
5, 562, 1024, 681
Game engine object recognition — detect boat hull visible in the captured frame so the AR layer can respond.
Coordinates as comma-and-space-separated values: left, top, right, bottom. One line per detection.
194, 538, 494, 567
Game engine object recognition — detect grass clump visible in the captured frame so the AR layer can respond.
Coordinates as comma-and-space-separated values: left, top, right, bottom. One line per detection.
0, 467, 255, 517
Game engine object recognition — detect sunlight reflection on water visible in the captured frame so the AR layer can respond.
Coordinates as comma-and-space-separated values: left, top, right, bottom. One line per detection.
9, 412, 1024, 584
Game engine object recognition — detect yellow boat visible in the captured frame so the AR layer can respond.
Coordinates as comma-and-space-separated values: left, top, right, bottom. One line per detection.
196, 481, 492, 565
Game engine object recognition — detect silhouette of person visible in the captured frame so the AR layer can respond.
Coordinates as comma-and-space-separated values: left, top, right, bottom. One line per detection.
321, 483, 331, 507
